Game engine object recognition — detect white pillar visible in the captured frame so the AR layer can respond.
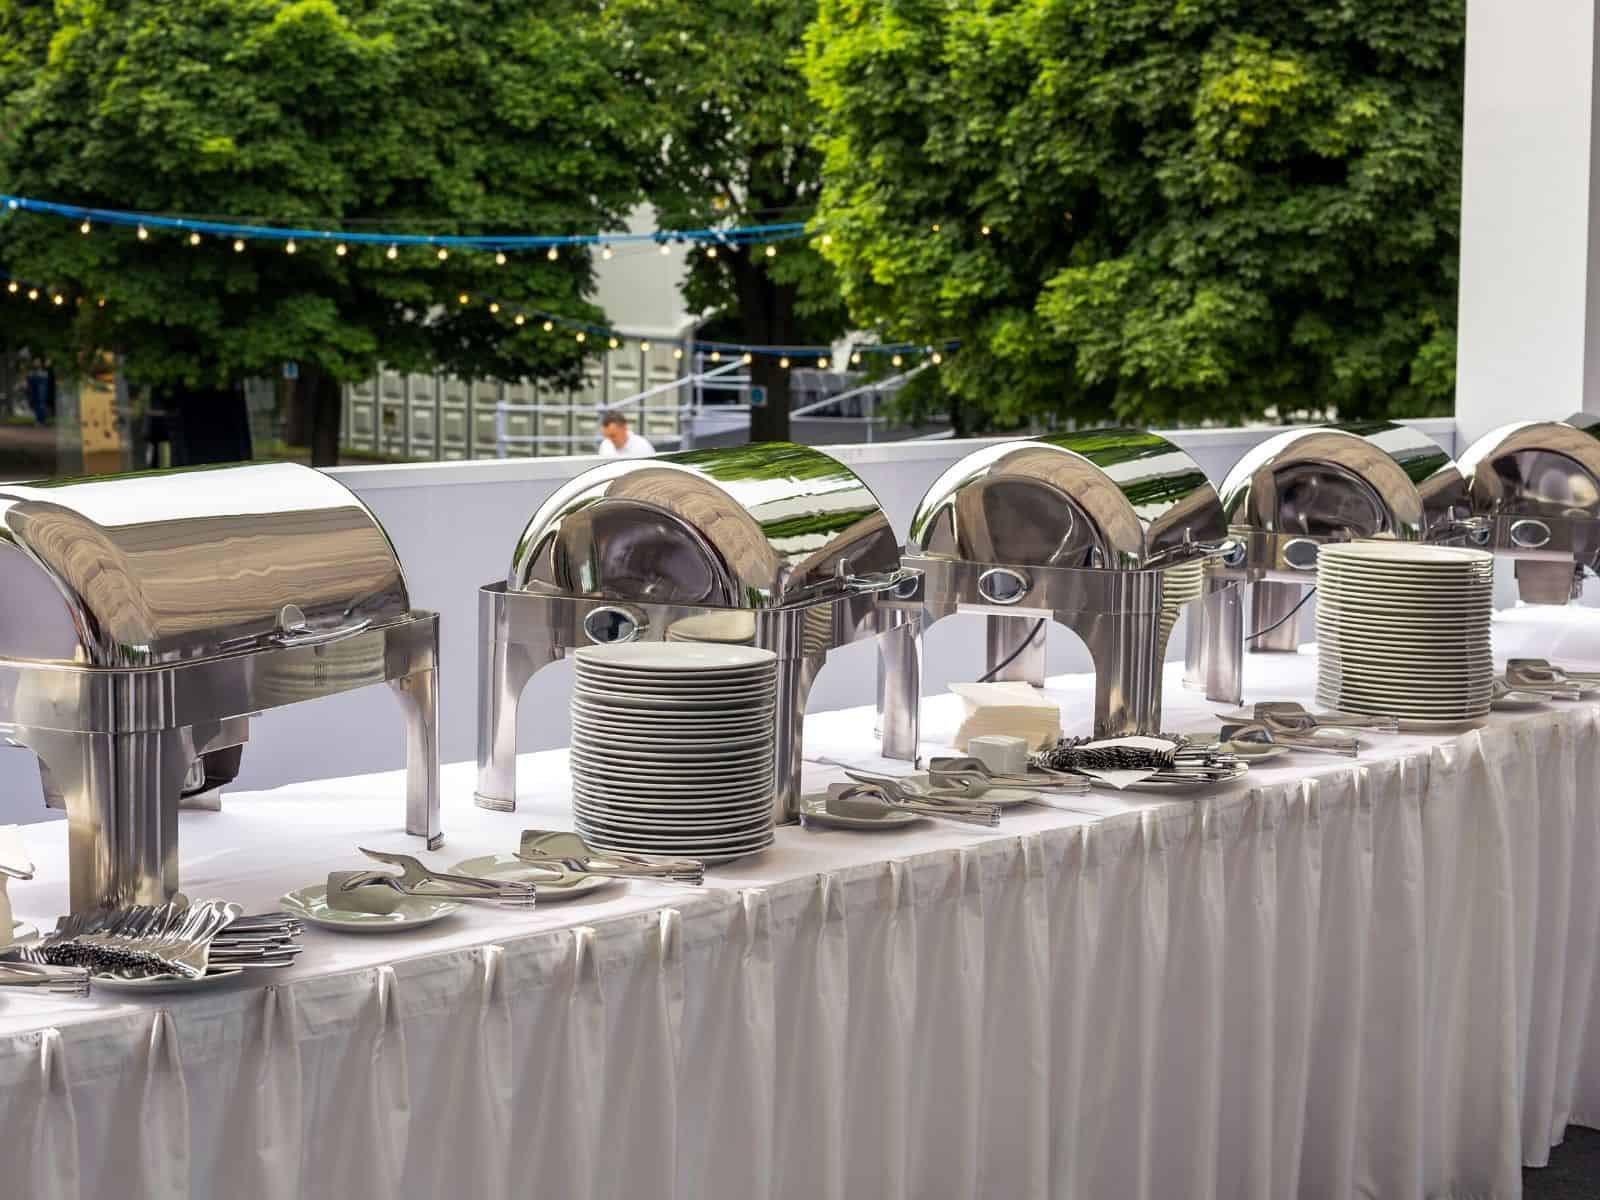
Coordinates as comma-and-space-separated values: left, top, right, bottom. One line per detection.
1456, 0, 1600, 447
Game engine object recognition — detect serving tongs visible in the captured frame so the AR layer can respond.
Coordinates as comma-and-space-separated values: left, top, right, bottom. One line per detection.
346, 848, 538, 908
925, 757, 1091, 794
1505, 658, 1596, 697
0, 961, 90, 997
838, 774, 1001, 827
516, 831, 705, 886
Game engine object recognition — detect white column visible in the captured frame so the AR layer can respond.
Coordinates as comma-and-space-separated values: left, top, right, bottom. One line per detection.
1456, 0, 1600, 447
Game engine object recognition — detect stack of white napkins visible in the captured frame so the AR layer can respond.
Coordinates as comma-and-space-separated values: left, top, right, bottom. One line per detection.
949, 681, 1061, 751
0, 825, 34, 950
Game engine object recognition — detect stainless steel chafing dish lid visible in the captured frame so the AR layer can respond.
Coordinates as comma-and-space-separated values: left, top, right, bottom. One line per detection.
0, 461, 410, 668
1218, 426, 1429, 543
509, 441, 902, 609
906, 428, 1228, 570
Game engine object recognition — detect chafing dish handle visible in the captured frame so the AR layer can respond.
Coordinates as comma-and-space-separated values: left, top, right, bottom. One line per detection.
268, 617, 374, 649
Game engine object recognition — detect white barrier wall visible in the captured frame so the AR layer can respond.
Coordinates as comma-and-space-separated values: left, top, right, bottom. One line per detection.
0, 420, 1458, 824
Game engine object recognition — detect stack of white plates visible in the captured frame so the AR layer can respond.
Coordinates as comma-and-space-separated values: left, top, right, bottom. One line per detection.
570, 641, 778, 863
1314, 541, 1494, 729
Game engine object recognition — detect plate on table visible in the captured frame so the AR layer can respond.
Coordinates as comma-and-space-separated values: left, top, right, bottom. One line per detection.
450, 854, 621, 903
281, 885, 462, 934
93, 968, 246, 995
798, 796, 923, 831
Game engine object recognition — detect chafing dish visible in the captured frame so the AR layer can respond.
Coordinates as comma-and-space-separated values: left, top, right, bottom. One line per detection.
1456, 417, 1600, 603
877, 429, 1241, 739
0, 462, 440, 912
477, 442, 919, 824
1185, 422, 1469, 702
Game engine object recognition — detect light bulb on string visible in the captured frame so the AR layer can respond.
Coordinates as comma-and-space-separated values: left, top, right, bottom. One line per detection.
495, 251, 506, 266
136, 224, 148, 241
386, 244, 398, 260
233, 238, 245, 252
546, 246, 559, 261
285, 239, 297, 254
335, 243, 347, 257
79, 220, 90, 235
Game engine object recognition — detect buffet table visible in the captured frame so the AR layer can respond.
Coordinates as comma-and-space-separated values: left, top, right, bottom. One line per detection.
1, 625, 1597, 1200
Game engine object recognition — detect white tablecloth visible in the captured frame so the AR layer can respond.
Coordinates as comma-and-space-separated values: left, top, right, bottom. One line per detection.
1, 643, 1597, 1200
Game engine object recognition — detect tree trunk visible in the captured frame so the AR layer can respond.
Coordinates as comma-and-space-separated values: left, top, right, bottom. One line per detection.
298, 366, 343, 467
730, 250, 798, 444
169, 382, 253, 465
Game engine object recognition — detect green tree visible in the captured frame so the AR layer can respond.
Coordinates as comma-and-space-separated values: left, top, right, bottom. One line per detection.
0, 0, 653, 464
608, 0, 846, 441
805, 0, 1465, 431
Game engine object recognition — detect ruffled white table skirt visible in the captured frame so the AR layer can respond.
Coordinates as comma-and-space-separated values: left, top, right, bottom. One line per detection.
0, 649, 1597, 1200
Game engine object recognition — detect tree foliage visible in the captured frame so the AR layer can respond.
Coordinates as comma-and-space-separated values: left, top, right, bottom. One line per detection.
0, 0, 654, 457
806, 0, 1465, 430
606, 0, 846, 439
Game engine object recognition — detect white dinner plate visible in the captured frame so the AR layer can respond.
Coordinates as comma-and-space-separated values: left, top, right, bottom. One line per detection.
281, 885, 463, 934
449, 854, 622, 902
93, 968, 247, 995
574, 642, 776, 673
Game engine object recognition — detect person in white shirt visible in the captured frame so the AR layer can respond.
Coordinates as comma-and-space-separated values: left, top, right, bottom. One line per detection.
596, 410, 656, 457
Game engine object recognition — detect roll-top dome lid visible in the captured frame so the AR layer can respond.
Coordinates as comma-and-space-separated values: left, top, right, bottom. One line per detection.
1457, 419, 1600, 517
1218, 425, 1432, 542
509, 442, 901, 609
0, 462, 410, 668
906, 429, 1228, 571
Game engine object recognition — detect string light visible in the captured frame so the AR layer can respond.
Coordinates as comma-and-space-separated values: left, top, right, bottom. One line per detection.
386, 244, 399, 259
79, 220, 90, 235
335, 243, 348, 257
436, 247, 448, 261
546, 246, 558, 261
495, 251, 506, 266
136, 224, 148, 240
285, 239, 297, 254
233, 238, 245, 252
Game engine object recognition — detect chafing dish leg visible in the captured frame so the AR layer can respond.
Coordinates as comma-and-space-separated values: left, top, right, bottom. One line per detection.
25, 726, 188, 911
875, 619, 921, 762
1250, 581, 1305, 653
475, 635, 558, 813
985, 614, 1047, 685
390, 667, 442, 850
774, 653, 826, 825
